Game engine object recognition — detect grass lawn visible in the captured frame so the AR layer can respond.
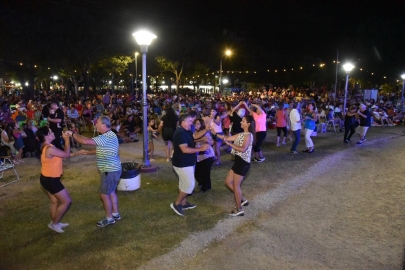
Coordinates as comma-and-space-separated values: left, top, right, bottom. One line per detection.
0, 129, 344, 269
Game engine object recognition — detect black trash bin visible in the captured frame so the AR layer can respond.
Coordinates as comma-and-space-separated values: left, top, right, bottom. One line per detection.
118, 162, 141, 191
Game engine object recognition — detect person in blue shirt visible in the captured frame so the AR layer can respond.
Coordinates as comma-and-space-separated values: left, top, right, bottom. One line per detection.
303, 103, 317, 153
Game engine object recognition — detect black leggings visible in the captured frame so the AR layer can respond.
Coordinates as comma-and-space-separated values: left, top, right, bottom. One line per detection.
195, 157, 214, 191
253, 131, 267, 152
276, 126, 287, 137
344, 123, 355, 141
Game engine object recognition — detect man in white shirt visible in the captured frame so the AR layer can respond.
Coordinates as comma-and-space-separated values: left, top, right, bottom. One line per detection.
289, 103, 303, 154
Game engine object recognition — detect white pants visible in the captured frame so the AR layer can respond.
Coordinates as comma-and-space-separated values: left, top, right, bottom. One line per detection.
304, 128, 314, 148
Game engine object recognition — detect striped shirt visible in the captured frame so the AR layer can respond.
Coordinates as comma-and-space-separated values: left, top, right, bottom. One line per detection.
92, 130, 121, 172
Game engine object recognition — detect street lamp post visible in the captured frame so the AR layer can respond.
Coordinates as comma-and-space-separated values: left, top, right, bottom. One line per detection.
399, 73, 405, 110
219, 49, 231, 93
342, 63, 355, 114
133, 30, 157, 168
135, 52, 139, 94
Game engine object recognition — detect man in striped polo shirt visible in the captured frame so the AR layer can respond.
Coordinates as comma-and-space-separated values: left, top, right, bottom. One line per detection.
67, 116, 122, 227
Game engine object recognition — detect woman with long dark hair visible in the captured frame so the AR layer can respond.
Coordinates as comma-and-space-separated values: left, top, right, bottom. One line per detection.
158, 105, 178, 162
211, 115, 255, 216
36, 126, 72, 233
194, 118, 215, 192
343, 106, 357, 143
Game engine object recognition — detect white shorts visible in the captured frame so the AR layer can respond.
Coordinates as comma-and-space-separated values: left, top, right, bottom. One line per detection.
357, 126, 369, 137
173, 165, 195, 194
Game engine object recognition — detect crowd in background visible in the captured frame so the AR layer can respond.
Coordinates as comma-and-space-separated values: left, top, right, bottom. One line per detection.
0, 85, 403, 163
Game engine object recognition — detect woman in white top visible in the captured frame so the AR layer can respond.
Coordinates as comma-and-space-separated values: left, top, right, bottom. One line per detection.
211, 115, 255, 217
1, 126, 16, 160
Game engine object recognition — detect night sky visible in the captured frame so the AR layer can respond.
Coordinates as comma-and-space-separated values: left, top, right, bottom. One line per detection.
2, 0, 405, 82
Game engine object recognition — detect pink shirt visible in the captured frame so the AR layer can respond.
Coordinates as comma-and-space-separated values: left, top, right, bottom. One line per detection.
253, 111, 267, 132
276, 110, 287, 127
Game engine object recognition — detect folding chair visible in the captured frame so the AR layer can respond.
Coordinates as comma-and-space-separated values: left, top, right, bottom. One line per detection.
0, 157, 20, 187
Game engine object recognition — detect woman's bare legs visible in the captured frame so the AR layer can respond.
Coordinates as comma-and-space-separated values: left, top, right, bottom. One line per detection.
225, 170, 245, 209
47, 189, 71, 224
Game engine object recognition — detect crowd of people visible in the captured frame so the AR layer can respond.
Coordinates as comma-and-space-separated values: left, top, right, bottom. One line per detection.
0, 85, 403, 231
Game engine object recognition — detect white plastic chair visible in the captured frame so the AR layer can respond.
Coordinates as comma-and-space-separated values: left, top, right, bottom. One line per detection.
326, 120, 339, 132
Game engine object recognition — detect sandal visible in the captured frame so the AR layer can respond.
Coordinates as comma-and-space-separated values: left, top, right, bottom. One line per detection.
213, 162, 221, 166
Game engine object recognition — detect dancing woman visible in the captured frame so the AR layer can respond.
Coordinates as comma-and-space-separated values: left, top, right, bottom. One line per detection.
36, 126, 72, 233
211, 115, 255, 216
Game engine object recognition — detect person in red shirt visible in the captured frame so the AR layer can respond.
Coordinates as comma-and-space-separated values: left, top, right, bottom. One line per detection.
75, 101, 84, 117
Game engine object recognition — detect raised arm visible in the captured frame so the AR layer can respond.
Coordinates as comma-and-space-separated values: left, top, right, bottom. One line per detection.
46, 132, 71, 158
243, 101, 253, 115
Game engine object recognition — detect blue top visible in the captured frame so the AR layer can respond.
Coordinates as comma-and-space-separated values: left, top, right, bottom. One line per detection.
304, 112, 316, 130
172, 126, 196, 167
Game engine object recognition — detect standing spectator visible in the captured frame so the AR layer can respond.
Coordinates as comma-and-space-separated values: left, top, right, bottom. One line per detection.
303, 103, 317, 153
211, 115, 255, 216
47, 101, 64, 150
289, 103, 303, 154
275, 106, 288, 146
356, 104, 371, 145
170, 113, 209, 216
147, 118, 158, 161
102, 91, 111, 107
244, 101, 267, 162
343, 106, 357, 143
36, 126, 71, 233
158, 106, 178, 162
67, 116, 122, 227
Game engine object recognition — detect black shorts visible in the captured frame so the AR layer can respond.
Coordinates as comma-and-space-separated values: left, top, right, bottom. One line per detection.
231, 155, 250, 176
162, 127, 174, 142
40, 174, 64, 194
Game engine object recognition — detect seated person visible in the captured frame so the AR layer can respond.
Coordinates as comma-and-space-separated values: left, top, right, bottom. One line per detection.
122, 115, 141, 136
377, 108, 393, 126
371, 107, 383, 124
326, 109, 343, 131
111, 123, 139, 144
82, 103, 94, 131
67, 105, 80, 123
22, 123, 37, 157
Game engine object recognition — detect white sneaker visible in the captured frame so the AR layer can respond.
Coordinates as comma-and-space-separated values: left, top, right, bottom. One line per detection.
48, 222, 64, 233
59, 222, 69, 229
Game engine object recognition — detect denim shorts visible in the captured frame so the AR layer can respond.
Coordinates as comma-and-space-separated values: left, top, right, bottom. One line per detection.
99, 169, 122, 195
